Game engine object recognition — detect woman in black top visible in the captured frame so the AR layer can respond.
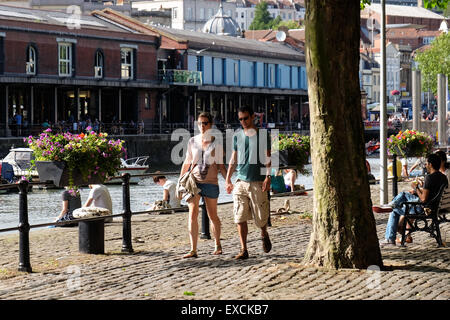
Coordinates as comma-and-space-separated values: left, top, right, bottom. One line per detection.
55, 188, 81, 227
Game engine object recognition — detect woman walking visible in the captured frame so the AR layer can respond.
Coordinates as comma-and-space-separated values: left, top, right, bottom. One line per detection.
180, 112, 227, 258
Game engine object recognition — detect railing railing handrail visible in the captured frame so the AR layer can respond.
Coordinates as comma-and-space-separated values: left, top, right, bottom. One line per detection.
1, 168, 404, 272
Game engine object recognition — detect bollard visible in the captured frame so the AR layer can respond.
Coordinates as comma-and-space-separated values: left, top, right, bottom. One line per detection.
79, 219, 104, 254
392, 154, 398, 197
18, 180, 32, 273
121, 173, 134, 253
200, 196, 211, 239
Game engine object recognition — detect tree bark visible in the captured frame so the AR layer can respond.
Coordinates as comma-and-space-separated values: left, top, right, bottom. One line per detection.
303, 0, 383, 269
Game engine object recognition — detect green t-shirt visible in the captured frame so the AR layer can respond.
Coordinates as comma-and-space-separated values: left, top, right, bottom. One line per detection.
270, 168, 286, 193
233, 129, 270, 182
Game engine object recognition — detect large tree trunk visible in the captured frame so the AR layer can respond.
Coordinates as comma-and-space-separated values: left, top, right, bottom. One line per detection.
303, 0, 383, 269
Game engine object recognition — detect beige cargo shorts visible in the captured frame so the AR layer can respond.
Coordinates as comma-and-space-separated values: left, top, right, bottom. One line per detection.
233, 180, 270, 228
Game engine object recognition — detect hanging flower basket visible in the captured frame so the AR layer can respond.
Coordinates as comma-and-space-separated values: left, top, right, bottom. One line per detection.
387, 130, 434, 158
26, 128, 125, 190
272, 133, 310, 174
34, 161, 104, 187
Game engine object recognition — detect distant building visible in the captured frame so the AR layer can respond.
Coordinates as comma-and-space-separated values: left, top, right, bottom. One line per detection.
132, 0, 237, 32
29, 0, 133, 16
235, 0, 304, 31
370, 0, 418, 6
362, 3, 448, 31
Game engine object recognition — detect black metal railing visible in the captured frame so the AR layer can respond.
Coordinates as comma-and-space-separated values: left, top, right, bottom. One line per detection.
0, 122, 309, 137
0, 171, 318, 273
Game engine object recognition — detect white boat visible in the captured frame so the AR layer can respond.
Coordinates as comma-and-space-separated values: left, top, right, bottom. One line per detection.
105, 156, 150, 185
0, 147, 38, 182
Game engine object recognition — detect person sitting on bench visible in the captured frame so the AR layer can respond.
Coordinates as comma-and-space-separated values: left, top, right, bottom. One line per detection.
375, 153, 448, 246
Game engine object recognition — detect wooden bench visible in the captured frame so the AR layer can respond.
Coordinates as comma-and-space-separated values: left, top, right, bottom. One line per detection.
400, 185, 450, 247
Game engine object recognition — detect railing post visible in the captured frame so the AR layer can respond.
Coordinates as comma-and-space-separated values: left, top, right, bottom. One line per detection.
392, 154, 398, 197
200, 196, 211, 239
121, 173, 133, 253
18, 180, 32, 273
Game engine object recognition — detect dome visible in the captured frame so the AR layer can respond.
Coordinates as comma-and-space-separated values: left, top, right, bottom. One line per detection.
202, 3, 242, 37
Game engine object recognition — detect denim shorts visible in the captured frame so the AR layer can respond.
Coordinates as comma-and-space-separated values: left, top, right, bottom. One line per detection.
197, 183, 219, 199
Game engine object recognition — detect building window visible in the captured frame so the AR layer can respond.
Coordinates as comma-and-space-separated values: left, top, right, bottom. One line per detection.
94, 50, 104, 78
26, 45, 37, 75
173, 8, 177, 19
234, 62, 238, 83
241, 12, 244, 18
186, 7, 192, 20
208, 8, 213, 18
58, 43, 72, 77
121, 48, 134, 80
200, 8, 205, 20
144, 92, 150, 110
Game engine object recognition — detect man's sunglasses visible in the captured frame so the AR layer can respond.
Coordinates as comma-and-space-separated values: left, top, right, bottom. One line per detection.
199, 121, 209, 126
238, 116, 249, 122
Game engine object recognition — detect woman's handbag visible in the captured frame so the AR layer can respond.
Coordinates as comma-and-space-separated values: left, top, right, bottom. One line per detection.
176, 164, 200, 201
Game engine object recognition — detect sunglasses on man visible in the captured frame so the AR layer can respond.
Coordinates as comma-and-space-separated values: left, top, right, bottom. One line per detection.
238, 116, 249, 122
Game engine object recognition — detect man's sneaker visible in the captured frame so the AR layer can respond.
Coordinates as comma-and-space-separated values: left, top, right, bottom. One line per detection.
379, 239, 396, 247
262, 234, 272, 253
235, 249, 249, 260
372, 205, 393, 213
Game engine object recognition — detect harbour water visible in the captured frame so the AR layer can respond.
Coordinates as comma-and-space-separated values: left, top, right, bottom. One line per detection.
0, 156, 421, 232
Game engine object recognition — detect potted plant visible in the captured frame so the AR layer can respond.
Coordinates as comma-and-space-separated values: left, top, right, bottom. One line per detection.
387, 129, 434, 158
272, 133, 310, 174
26, 128, 125, 191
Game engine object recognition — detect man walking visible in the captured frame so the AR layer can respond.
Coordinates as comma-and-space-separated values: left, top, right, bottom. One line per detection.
225, 106, 272, 259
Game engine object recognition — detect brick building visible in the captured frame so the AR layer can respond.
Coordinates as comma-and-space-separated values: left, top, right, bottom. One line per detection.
0, 4, 162, 136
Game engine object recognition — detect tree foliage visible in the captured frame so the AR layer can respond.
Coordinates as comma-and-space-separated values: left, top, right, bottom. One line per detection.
272, 19, 301, 30
414, 32, 450, 94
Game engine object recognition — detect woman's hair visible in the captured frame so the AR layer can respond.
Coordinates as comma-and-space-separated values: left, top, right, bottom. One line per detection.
435, 150, 449, 169
153, 175, 166, 183
197, 112, 213, 124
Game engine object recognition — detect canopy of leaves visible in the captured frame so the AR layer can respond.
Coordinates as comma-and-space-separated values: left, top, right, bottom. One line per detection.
414, 32, 450, 94
249, 1, 272, 30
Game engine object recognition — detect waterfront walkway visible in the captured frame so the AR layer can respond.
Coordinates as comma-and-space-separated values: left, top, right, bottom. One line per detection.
0, 182, 449, 300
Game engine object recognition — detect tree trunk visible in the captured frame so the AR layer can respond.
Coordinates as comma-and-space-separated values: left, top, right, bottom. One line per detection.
303, 0, 383, 269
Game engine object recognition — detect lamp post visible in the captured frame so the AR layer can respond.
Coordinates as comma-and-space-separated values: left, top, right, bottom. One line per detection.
380, 0, 388, 204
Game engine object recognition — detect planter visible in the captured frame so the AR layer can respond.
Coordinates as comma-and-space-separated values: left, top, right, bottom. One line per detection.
35, 161, 104, 187
274, 149, 300, 168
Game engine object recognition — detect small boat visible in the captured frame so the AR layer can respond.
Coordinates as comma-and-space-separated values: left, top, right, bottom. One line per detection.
0, 147, 38, 182
0, 147, 37, 193
105, 156, 150, 185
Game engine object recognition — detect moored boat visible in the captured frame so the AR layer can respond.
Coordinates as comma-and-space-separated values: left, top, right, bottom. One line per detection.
105, 156, 150, 185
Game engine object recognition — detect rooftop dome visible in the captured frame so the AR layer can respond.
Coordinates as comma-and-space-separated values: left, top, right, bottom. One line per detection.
202, 3, 242, 37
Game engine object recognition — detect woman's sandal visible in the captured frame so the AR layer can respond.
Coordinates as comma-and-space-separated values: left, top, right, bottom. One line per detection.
213, 244, 223, 255
183, 250, 198, 258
